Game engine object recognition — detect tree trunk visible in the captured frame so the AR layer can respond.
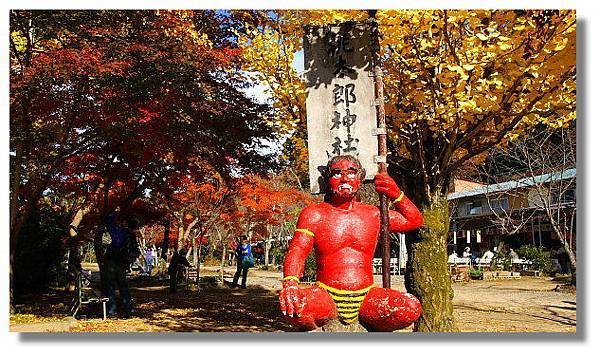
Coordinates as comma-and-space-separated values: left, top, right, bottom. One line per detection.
9, 243, 15, 313
207, 239, 215, 259
176, 216, 184, 251
220, 242, 227, 284
9, 141, 23, 237
216, 228, 227, 284
405, 194, 457, 332
549, 217, 577, 286
92, 227, 107, 296
9, 198, 36, 311
193, 242, 198, 266
265, 240, 271, 267
65, 205, 92, 290
9, 152, 21, 312
66, 239, 82, 292
183, 217, 198, 247
564, 243, 577, 286
264, 224, 272, 266
161, 220, 170, 260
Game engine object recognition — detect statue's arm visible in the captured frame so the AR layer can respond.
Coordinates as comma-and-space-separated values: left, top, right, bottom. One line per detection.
389, 194, 424, 233
282, 208, 318, 285
279, 207, 319, 317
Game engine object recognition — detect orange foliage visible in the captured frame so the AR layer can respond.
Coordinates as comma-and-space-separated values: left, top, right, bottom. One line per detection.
228, 174, 316, 241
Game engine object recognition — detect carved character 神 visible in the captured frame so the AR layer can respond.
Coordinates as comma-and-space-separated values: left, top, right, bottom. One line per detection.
279, 155, 424, 331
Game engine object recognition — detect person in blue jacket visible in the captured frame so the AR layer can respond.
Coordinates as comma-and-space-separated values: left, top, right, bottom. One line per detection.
232, 237, 253, 289
104, 208, 138, 318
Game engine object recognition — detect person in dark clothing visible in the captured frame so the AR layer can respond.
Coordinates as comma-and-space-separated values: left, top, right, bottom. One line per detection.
168, 249, 191, 293
232, 238, 253, 289
104, 210, 138, 318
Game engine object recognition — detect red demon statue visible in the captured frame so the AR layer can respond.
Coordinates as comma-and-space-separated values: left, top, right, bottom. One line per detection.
279, 155, 424, 331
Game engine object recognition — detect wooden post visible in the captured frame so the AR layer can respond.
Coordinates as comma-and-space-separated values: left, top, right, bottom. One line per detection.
368, 11, 391, 289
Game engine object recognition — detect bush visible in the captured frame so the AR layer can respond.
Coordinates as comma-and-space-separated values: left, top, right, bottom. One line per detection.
517, 245, 553, 275
492, 247, 513, 271
272, 248, 286, 265
13, 208, 66, 298
469, 268, 483, 279
300, 251, 317, 282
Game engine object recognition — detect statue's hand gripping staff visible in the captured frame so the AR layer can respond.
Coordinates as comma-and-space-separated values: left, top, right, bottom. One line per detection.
375, 173, 423, 232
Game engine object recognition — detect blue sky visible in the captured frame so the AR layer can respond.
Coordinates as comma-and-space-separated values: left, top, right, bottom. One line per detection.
243, 50, 304, 104
243, 50, 304, 158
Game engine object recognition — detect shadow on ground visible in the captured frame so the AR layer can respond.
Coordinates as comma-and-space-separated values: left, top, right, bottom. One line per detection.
12, 273, 295, 332
128, 279, 294, 332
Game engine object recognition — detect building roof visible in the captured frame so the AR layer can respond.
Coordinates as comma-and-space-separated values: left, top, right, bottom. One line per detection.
453, 178, 485, 192
447, 168, 576, 200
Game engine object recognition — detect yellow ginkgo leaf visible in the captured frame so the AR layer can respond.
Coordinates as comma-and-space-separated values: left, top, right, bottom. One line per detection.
497, 42, 512, 50
554, 38, 569, 51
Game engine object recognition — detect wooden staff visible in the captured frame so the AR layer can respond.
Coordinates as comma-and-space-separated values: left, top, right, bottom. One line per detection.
368, 11, 391, 289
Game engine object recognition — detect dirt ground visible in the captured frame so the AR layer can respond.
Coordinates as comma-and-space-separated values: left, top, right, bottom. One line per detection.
10, 265, 576, 333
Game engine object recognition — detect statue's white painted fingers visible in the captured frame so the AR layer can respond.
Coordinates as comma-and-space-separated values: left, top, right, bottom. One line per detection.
278, 291, 287, 315
285, 289, 297, 317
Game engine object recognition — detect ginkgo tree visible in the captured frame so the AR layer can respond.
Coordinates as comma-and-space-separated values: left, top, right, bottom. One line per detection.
234, 9, 576, 331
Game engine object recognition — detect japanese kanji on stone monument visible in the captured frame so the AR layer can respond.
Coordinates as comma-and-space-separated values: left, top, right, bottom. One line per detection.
304, 22, 380, 194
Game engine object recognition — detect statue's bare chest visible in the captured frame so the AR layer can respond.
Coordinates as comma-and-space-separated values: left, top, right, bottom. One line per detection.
314, 207, 380, 254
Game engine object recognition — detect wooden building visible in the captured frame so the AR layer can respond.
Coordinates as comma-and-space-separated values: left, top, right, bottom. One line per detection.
448, 169, 576, 257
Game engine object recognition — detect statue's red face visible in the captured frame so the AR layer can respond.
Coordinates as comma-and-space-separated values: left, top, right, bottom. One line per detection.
328, 159, 361, 200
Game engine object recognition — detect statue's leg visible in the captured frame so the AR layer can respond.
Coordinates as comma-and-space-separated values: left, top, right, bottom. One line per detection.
283, 286, 337, 331
358, 287, 421, 332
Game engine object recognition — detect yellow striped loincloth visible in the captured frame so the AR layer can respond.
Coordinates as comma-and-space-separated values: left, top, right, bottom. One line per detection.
316, 281, 374, 324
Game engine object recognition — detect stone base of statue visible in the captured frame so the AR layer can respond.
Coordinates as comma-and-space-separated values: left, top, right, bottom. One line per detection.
310, 318, 368, 332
